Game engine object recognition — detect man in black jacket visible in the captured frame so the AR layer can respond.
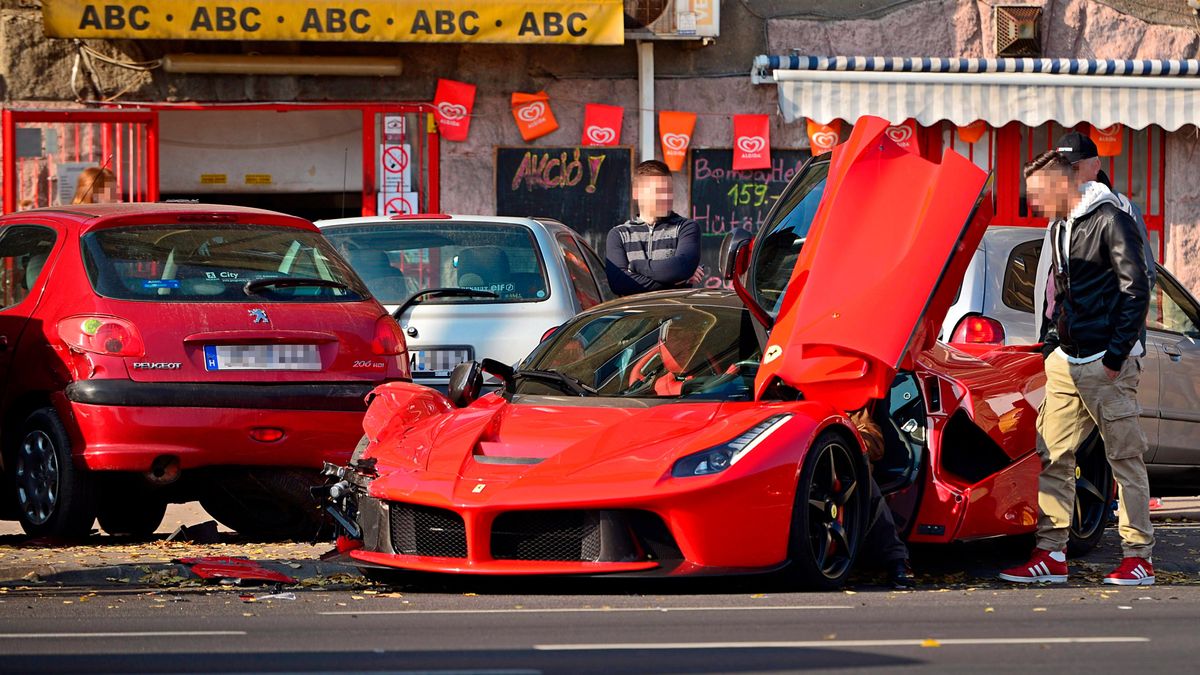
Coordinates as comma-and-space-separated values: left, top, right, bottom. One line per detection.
1000, 150, 1155, 587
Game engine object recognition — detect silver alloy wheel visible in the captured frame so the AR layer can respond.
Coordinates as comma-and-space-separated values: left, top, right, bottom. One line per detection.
14, 430, 59, 526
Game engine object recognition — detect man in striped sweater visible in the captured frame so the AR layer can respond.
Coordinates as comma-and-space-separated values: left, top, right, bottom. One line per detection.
605, 160, 702, 296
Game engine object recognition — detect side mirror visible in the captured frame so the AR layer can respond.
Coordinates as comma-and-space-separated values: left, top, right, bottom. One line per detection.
719, 229, 753, 281
447, 361, 484, 407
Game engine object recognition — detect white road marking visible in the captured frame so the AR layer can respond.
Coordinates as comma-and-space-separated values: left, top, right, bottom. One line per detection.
319, 605, 854, 616
0, 631, 247, 639
534, 636, 1150, 650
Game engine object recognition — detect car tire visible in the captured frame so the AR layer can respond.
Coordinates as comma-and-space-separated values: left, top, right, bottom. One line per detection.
199, 468, 323, 541
11, 407, 96, 539
1067, 429, 1115, 558
97, 491, 168, 538
785, 430, 870, 591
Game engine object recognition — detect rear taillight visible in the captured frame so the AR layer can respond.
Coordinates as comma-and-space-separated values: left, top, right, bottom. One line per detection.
950, 315, 1006, 345
371, 316, 406, 355
58, 315, 145, 357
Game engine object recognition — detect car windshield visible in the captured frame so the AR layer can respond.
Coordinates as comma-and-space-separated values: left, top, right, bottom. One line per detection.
321, 222, 549, 305
749, 159, 830, 316
519, 303, 762, 401
80, 224, 369, 302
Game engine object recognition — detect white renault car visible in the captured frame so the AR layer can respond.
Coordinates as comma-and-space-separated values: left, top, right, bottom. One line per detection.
316, 214, 612, 390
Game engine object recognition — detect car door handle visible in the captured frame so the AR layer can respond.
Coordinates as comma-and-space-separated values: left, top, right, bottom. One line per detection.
1162, 343, 1182, 361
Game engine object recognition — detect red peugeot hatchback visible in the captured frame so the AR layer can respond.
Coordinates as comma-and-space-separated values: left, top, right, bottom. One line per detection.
0, 203, 409, 538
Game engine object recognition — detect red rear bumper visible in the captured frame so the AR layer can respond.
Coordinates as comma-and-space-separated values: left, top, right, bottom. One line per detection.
65, 401, 361, 471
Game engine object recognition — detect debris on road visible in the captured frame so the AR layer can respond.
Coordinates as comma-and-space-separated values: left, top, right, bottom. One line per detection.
176, 556, 297, 585
165, 521, 221, 545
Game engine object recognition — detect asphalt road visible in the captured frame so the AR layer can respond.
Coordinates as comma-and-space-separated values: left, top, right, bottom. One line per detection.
1, 582, 1196, 674
1, 502, 1198, 673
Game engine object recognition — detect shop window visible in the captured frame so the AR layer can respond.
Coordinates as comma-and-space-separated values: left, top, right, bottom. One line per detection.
0, 225, 57, 309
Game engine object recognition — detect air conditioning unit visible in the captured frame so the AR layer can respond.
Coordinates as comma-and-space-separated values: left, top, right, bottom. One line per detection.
624, 0, 720, 40
994, 5, 1042, 57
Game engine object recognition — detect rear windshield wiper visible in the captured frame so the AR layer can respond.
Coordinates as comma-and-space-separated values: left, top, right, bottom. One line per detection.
244, 277, 350, 295
393, 288, 499, 319
513, 369, 598, 396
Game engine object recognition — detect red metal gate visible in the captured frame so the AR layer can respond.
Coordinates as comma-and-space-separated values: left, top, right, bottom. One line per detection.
2, 109, 158, 212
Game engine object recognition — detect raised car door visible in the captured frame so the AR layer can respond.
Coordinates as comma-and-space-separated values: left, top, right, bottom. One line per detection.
748, 116, 993, 412
1146, 268, 1200, 466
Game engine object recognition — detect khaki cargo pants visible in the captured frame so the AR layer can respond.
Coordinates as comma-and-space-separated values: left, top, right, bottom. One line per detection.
1035, 352, 1154, 558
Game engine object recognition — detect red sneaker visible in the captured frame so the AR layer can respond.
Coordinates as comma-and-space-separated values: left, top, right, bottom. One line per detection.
1103, 557, 1154, 586
998, 549, 1068, 583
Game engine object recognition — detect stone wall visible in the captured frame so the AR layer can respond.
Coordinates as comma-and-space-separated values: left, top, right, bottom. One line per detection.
1165, 128, 1200, 295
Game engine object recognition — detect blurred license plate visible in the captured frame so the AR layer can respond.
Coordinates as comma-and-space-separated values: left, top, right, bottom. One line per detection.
203, 344, 321, 371
410, 348, 470, 377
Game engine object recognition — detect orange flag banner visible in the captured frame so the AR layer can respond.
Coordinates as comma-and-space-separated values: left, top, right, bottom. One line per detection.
1090, 123, 1123, 157
884, 119, 920, 154
511, 91, 558, 142
659, 110, 697, 172
806, 119, 842, 155
957, 120, 988, 144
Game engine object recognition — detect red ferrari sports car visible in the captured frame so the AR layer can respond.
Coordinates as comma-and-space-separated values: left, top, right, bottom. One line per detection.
320, 117, 1112, 588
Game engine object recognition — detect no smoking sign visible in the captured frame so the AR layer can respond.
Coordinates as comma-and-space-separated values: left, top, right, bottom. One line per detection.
379, 144, 412, 192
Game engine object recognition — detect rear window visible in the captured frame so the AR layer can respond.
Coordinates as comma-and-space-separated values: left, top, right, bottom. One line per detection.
1001, 239, 1042, 314
80, 225, 369, 302
322, 222, 548, 305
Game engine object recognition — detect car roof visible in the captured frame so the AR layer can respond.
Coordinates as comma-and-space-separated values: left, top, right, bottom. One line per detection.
315, 214, 561, 232
3, 202, 315, 233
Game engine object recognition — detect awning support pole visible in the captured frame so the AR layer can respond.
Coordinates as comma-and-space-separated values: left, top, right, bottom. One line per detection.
637, 40, 655, 163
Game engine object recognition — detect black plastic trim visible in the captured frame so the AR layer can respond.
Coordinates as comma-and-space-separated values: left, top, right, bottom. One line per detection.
65, 380, 378, 411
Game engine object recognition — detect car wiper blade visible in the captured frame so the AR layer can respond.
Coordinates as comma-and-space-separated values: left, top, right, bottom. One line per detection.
244, 277, 350, 295
393, 288, 499, 319
513, 369, 598, 396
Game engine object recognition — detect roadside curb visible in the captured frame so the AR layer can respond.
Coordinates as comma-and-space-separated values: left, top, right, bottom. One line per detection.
0, 559, 363, 589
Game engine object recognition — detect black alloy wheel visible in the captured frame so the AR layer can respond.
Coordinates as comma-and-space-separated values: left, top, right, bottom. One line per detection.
787, 431, 868, 590
11, 408, 95, 538
1068, 429, 1115, 558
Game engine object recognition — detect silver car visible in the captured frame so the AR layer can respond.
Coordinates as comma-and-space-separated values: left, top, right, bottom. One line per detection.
944, 226, 1200, 493
317, 215, 612, 390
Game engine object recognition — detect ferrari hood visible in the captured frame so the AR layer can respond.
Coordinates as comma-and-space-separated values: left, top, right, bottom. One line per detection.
389, 399, 724, 482
754, 116, 992, 410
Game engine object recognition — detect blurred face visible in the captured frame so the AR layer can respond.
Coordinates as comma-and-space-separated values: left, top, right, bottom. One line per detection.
634, 174, 673, 221
1026, 168, 1070, 219
1074, 156, 1101, 183
92, 185, 118, 203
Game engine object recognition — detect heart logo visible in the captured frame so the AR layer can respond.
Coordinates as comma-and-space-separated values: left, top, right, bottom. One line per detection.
1096, 123, 1121, 138
437, 102, 468, 122
586, 125, 616, 145
662, 133, 690, 152
517, 102, 546, 123
885, 125, 913, 144
737, 135, 766, 155
811, 131, 838, 151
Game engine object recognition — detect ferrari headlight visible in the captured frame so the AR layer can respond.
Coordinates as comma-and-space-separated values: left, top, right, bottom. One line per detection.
671, 414, 792, 478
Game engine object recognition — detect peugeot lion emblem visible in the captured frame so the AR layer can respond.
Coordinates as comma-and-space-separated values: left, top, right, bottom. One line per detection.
249, 308, 269, 324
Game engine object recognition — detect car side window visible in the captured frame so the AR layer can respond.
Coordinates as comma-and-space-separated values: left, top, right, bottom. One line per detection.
0, 225, 58, 311
1001, 239, 1043, 314
556, 234, 603, 309
748, 160, 829, 316
576, 236, 614, 301
1147, 271, 1200, 337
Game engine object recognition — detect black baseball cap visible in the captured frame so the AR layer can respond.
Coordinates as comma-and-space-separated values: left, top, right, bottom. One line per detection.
1055, 131, 1099, 164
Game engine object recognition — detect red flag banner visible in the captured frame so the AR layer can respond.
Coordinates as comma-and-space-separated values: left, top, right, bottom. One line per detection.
732, 114, 771, 171
659, 110, 696, 172
806, 119, 841, 155
1090, 123, 1123, 157
957, 120, 988, 144
884, 119, 919, 154
511, 91, 558, 142
582, 103, 623, 146
433, 78, 475, 143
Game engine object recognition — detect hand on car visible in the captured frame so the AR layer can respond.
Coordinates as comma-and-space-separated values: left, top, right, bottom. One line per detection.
689, 265, 707, 286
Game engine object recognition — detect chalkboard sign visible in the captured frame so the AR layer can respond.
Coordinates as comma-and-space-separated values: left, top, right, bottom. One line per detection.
495, 146, 633, 256
689, 148, 811, 289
